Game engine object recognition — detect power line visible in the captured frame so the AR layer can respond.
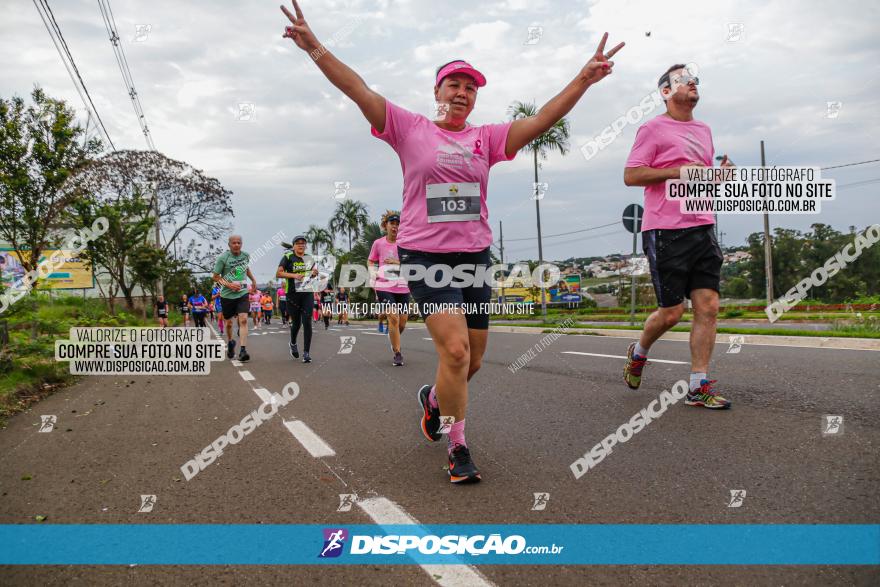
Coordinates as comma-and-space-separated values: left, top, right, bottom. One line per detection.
97, 0, 155, 150
503, 230, 622, 257
33, 0, 116, 150
496, 221, 619, 244
820, 159, 880, 171
837, 177, 880, 189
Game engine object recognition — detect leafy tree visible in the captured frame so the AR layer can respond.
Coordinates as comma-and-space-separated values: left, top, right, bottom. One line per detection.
722, 277, 750, 298
746, 223, 878, 303
0, 88, 102, 288
68, 189, 153, 311
68, 150, 234, 270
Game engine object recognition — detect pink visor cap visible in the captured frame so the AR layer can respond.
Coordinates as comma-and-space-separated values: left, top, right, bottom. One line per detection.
435, 60, 487, 88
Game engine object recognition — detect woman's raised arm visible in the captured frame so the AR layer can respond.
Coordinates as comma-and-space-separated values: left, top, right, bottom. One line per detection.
281, 1, 387, 131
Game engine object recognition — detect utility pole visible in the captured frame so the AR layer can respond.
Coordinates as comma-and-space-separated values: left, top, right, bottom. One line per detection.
760, 141, 774, 306
629, 210, 639, 326
534, 150, 547, 319
152, 183, 164, 298
499, 220, 505, 303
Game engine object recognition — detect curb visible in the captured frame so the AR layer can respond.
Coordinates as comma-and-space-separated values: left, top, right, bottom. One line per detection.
488, 325, 880, 351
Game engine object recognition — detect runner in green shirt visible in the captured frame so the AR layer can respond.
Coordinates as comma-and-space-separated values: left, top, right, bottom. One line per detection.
212, 235, 257, 362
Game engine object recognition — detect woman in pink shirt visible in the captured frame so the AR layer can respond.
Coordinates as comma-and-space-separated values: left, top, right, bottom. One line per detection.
249, 288, 262, 330
369, 211, 410, 367
281, 0, 623, 484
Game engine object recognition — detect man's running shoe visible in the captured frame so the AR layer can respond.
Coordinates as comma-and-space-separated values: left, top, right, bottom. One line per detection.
238, 348, 250, 362
227, 340, 236, 359
302, 352, 311, 364
448, 445, 481, 484
289, 342, 299, 359
623, 342, 648, 390
685, 380, 732, 409
417, 385, 441, 442
393, 351, 403, 367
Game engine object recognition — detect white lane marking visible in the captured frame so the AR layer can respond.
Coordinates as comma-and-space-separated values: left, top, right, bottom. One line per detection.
364, 332, 386, 336
238, 370, 256, 381
253, 387, 276, 404
423, 337, 433, 341
230, 360, 242, 367
561, 351, 687, 365
282, 420, 336, 457
357, 497, 494, 587
495, 330, 879, 352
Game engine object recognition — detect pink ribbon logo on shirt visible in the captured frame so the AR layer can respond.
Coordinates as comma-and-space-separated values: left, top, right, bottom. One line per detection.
473, 139, 483, 156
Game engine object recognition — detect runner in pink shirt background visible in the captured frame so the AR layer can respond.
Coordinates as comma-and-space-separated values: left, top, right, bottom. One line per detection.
249, 288, 262, 330
281, 0, 624, 484
369, 210, 410, 367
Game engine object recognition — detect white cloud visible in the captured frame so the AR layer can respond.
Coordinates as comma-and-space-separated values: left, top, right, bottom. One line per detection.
3, 0, 879, 280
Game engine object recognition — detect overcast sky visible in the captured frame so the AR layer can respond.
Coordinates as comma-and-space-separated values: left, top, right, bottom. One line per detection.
4, 0, 879, 282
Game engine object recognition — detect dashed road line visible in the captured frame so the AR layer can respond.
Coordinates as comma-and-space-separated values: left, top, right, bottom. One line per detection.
357, 497, 495, 587
210, 317, 489, 586
282, 420, 336, 457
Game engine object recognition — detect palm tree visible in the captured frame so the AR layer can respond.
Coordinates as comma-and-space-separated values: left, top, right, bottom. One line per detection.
328, 199, 369, 253
304, 224, 334, 254
347, 221, 383, 303
508, 100, 571, 319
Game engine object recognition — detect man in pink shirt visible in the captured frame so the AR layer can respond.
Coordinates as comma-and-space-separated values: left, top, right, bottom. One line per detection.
369, 210, 410, 367
281, 0, 623, 484
622, 63, 734, 410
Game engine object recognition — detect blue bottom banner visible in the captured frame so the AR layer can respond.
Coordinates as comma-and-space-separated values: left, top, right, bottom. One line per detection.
1, 524, 877, 565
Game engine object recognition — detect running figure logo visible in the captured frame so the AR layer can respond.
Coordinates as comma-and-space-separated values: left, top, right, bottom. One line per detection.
333, 181, 351, 200
822, 415, 844, 436
726, 335, 744, 354
38, 415, 57, 433
726, 23, 744, 42
523, 25, 543, 45
431, 101, 450, 122
727, 490, 746, 508
237, 103, 256, 122
338, 336, 356, 354
319, 528, 348, 558
138, 494, 157, 513
438, 416, 455, 435
531, 492, 550, 511
531, 182, 548, 201
337, 494, 357, 512
133, 24, 152, 43
824, 101, 843, 119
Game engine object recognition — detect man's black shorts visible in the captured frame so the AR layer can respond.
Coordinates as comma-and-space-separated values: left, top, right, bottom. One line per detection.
397, 246, 491, 330
220, 296, 249, 319
642, 224, 722, 308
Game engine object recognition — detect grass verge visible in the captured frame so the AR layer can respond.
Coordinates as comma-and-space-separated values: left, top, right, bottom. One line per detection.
0, 295, 149, 425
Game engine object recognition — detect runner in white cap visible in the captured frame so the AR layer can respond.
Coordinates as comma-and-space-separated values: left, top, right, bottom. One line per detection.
281, 0, 623, 484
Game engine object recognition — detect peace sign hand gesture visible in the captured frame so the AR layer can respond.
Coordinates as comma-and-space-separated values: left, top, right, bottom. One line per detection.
580, 32, 625, 85
280, 0, 321, 53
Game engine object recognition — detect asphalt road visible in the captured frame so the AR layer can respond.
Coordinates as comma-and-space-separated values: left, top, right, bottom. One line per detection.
1, 319, 878, 585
